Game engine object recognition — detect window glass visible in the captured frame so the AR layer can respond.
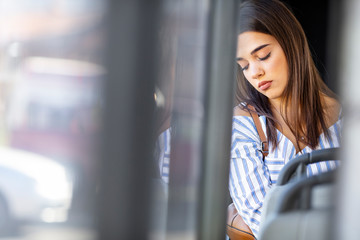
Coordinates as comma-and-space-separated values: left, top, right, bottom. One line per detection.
0, 0, 106, 239
151, 1, 216, 239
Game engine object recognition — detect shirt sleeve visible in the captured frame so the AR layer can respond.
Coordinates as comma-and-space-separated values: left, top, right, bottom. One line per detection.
229, 116, 272, 237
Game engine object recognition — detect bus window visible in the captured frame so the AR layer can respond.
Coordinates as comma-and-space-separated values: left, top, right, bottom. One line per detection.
0, 0, 106, 238
97, 1, 237, 240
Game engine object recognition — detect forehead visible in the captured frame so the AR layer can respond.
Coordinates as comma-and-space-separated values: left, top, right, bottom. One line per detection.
236, 31, 278, 58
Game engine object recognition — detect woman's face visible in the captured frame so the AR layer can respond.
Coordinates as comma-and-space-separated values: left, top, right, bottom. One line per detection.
236, 31, 289, 102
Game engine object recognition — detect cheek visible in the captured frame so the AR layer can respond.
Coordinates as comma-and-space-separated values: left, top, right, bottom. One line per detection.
269, 54, 288, 78
267, 59, 281, 73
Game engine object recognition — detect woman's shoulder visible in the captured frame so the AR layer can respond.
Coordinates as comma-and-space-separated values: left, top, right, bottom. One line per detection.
232, 105, 262, 139
323, 95, 340, 108
233, 104, 252, 117
323, 95, 342, 123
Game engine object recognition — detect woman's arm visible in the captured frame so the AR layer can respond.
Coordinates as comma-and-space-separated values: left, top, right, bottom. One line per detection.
229, 116, 272, 237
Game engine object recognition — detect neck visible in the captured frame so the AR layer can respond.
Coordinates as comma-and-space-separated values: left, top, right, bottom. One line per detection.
269, 97, 297, 126
269, 98, 285, 115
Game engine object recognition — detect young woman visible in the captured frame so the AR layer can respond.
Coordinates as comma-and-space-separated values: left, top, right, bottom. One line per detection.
229, 0, 342, 237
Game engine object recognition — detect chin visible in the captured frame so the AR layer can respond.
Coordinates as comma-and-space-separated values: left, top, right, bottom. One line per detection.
264, 92, 283, 102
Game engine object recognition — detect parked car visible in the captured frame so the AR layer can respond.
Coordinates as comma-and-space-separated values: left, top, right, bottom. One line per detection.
0, 146, 73, 234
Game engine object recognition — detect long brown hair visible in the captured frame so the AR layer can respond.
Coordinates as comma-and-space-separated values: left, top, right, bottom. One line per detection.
235, 0, 337, 150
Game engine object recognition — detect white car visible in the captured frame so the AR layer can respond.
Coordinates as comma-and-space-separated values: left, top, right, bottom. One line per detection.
0, 147, 73, 233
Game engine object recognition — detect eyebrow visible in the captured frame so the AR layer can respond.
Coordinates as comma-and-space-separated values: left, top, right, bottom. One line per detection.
236, 44, 270, 61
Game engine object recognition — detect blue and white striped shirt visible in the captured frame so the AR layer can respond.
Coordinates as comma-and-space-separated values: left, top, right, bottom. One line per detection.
229, 113, 342, 237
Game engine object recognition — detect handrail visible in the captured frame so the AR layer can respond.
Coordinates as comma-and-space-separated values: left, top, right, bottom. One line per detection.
277, 148, 340, 186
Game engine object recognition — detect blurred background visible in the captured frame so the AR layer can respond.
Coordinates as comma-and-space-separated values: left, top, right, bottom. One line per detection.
0, 0, 358, 240
0, 0, 105, 239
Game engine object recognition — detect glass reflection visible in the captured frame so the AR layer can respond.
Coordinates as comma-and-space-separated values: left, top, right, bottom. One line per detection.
151, 0, 211, 239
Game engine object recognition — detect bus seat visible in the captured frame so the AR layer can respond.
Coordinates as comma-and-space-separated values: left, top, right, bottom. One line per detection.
258, 168, 337, 240
258, 148, 340, 239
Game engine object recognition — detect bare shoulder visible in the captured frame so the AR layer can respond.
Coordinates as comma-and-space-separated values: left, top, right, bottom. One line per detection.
323, 95, 341, 114
233, 105, 251, 117
323, 95, 341, 124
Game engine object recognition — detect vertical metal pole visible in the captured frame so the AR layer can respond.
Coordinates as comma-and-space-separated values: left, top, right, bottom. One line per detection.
198, 0, 238, 239
97, 1, 160, 239
335, 0, 360, 239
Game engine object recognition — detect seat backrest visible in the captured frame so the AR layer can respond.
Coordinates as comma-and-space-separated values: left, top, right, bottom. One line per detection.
259, 208, 333, 240
258, 168, 337, 240
258, 148, 340, 239
277, 148, 340, 186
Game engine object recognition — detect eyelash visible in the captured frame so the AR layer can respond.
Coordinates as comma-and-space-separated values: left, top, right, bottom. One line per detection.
258, 52, 271, 61
240, 52, 271, 71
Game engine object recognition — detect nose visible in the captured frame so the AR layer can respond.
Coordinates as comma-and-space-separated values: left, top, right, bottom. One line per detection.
251, 64, 264, 80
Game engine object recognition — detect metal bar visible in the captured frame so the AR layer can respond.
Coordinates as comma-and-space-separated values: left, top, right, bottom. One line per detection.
198, 0, 238, 239
335, 0, 360, 239
97, 1, 161, 239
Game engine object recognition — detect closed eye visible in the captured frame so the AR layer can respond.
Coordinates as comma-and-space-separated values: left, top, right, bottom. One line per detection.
237, 52, 270, 71
258, 52, 271, 61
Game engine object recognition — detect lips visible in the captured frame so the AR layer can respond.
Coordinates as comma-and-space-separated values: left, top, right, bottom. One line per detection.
258, 80, 272, 91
